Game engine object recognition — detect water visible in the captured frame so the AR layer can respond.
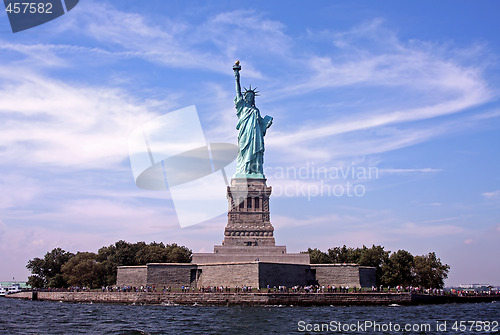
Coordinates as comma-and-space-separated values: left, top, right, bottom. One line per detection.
1, 297, 498, 334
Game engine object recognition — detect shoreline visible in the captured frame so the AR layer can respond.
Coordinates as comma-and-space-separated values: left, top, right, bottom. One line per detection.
6, 291, 500, 306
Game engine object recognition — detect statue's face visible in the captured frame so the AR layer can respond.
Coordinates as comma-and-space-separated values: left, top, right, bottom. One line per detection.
245, 92, 255, 105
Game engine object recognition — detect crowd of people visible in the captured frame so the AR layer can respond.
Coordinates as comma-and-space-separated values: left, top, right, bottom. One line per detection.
46, 285, 498, 297
369, 285, 445, 294
450, 289, 500, 296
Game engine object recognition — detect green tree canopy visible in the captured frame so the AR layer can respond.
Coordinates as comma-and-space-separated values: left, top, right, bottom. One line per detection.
26, 247, 74, 288
304, 248, 330, 264
306, 246, 449, 288
327, 245, 361, 263
381, 249, 415, 287
413, 252, 450, 289
27, 241, 192, 288
96, 240, 192, 285
61, 252, 106, 288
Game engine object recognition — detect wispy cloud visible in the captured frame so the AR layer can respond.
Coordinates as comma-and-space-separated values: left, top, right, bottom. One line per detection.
207, 10, 291, 58
0, 174, 40, 209
273, 208, 468, 254
0, 69, 172, 169
59, 4, 289, 77
263, 19, 494, 165
379, 168, 442, 175
2, 5, 494, 169
397, 222, 465, 238
422, 216, 462, 224
482, 190, 500, 199
20, 198, 177, 230
0, 40, 144, 68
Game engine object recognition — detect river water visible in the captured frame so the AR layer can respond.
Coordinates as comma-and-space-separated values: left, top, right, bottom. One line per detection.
1, 297, 498, 334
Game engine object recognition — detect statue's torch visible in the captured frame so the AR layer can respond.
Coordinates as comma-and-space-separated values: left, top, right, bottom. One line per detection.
233, 60, 241, 72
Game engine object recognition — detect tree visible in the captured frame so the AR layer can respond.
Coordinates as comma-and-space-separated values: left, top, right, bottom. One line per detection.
356, 245, 390, 285
62, 252, 105, 288
27, 241, 193, 288
96, 240, 145, 286
26, 257, 45, 288
327, 245, 361, 264
305, 248, 330, 264
381, 249, 414, 287
27, 273, 45, 289
303, 245, 450, 288
96, 240, 192, 285
163, 243, 192, 263
96, 244, 119, 286
26, 248, 74, 288
133, 242, 192, 264
413, 252, 450, 288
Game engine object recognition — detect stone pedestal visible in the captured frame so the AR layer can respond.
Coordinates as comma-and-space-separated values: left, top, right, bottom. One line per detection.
223, 178, 274, 246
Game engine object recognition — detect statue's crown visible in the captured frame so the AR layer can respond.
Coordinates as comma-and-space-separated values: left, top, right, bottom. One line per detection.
243, 85, 259, 96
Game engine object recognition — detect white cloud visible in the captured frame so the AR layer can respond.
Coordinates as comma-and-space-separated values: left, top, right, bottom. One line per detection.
262, 20, 493, 165
273, 209, 468, 253
0, 69, 173, 169
482, 190, 500, 199
2, 6, 493, 170
0, 174, 40, 209
398, 222, 465, 238
0, 40, 143, 69
31, 198, 175, 226
422, 216, 462, 224
0, 220, 5, 240
272, 213, 344, 229
61, 4, 283, 77
208, 10, 291, 58
271, 61, 489, 149
379, 168, 442, 175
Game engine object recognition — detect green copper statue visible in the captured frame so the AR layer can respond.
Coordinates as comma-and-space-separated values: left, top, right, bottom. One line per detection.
233, 60, 273, 179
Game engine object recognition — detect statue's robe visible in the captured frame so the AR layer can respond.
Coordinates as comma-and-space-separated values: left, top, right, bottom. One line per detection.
234, 95, 273, 175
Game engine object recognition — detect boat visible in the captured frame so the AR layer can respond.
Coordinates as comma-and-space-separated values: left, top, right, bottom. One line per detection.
0, 283, 22, 296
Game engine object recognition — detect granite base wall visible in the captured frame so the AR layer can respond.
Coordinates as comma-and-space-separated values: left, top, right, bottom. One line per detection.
359, 266, 377, 288
147, 264, 197, 288
116, 266, 147, 288
258, 263, 312, 288
7, 291, 416, 306
9, 291, 500, 306
198, 263, 260, 288
117, 262, 376, 289
311, 264, 376, 288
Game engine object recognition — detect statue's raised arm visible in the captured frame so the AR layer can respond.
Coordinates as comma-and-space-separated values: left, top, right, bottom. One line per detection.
233, 60, 242, 100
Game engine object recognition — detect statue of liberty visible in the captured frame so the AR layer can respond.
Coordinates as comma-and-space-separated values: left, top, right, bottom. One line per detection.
233, 60, 273, 178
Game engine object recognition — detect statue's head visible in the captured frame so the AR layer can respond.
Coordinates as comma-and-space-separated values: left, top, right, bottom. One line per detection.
244, 85, 259, 105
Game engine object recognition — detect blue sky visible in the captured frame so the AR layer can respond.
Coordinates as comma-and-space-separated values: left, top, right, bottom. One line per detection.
0, 0, 499, 286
